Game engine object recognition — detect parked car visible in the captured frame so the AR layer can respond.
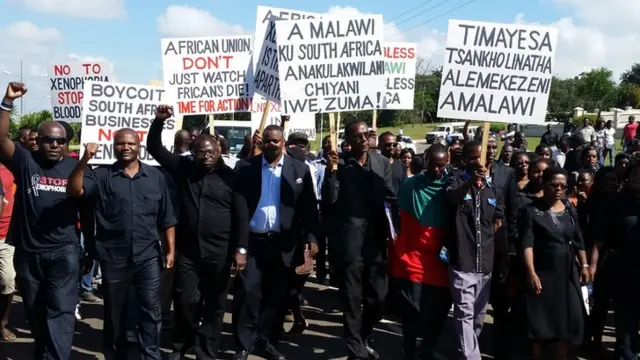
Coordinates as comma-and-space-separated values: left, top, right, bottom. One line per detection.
425, 122, 465, 143
399, 136, 417, 152
447, 125, 478, 143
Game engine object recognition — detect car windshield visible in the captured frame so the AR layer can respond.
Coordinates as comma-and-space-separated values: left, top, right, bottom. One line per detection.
402, 137, 412, 143
215, 126, 252, 154
434, 126, 447, 131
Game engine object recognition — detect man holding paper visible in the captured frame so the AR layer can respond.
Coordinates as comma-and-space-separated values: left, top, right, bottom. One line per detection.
321, 120, 399, 360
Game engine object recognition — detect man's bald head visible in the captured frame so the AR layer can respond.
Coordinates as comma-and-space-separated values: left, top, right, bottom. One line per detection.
38, 121, 66, 138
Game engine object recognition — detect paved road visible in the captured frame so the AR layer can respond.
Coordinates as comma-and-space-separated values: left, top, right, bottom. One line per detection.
0, 279, 616, 360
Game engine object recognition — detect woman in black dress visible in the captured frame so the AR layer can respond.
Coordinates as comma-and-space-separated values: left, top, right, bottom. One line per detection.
519, 167, 590, 360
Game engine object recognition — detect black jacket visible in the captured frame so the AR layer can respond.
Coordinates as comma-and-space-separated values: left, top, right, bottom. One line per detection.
235, 154, 319, 268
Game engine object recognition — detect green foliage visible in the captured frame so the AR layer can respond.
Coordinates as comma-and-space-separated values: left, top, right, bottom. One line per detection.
621, 63, 640, 86
489, 122, 505, 132
18, 110, 52, 130
571, 114, 599, 127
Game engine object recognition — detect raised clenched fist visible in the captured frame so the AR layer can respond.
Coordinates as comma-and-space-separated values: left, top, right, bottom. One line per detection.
5, 82, 27, 101
83, 142, 99, 160
155, 105, 173, 121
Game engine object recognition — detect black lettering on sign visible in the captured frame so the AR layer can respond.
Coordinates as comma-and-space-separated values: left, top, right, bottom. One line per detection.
303, 80, 359, 97
284, 59, 384, 81
253, 67, 280, 100
53, 106, 81, 120
444, 47, 552, 74
439, 91, 537, 117
50, 76, 110, 91
458, 23, 553, 51
441, 69, 550, 94
91, 83, 166, 102
163, 38, 251, 55
85, 113, 176, 130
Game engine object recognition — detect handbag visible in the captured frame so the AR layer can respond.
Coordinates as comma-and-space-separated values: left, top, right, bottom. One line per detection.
295, 244, 313, 275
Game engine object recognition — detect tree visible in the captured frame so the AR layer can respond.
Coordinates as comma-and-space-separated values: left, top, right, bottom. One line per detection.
18, 110, 52, 130
574, 67, 617, 110
615, 83, 640, 109
621, 63, 640, 86
548, 77, 579, 113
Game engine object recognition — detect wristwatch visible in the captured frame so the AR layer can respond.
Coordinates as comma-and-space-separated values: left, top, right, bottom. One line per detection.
236, 247, 247, 255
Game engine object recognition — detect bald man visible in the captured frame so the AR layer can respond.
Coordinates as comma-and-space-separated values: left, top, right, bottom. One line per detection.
67, 128, 177, 360
0, 82, 85, 359
174, 129, 192, 156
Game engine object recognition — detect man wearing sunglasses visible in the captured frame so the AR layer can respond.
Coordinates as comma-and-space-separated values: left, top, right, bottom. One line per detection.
0, 82, 85, 359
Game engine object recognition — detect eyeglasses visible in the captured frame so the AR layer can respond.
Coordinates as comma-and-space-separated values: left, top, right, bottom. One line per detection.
384, 142, 398, 148
39, 136, 67, 145
547, 183, 568, 190
193, 150, 215, 158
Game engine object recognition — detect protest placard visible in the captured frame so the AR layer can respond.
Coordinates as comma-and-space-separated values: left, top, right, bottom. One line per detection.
250, 112, 317, 140
383, 42, 417, 110
80, 81, 178, 165
437, 19, 558, 125
49, 61, 112, 123
161, 36, 253, 115
275, 15, 386, 114
252, 6, 323, 104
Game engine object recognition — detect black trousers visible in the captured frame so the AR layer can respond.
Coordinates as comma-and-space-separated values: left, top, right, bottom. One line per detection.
588, 252, 615, 343
173, 253, 231, 359
395, 280, 452, 359
14, 245, 80, 360
336, 259, 388, 359
233, 234, 291, 352
614, 262, 640, 360
101, 257, 163, 360
316, 217, 330, 280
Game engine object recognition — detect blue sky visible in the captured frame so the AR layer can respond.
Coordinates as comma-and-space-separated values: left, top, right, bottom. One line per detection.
0, 0, 635, 112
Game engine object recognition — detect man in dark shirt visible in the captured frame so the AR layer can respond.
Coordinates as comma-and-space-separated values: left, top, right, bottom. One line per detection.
445, 140, 504, 360
233, 125, 319, 360
0, 82, 83, 359
378, 131, 404, 195
540, 124, 559, 148
593, 156, 640, 360
148, 105, 249, 359
323, 120, 399, 360
66, 128, 177, 360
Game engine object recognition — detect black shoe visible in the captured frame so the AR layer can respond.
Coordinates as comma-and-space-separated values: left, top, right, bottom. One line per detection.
299, 295, 309, 307
365, 341, 380, 360
286, 320, 308, 337
233, 350, 249, 360
255, 345, 286, 360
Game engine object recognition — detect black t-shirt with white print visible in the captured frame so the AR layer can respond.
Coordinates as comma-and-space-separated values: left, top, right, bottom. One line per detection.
5, 145, 80, 252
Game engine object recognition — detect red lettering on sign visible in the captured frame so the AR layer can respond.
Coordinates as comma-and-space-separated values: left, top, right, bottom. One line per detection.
182, 55, 232, 70
82, 63, 102, 75
178, 101, 196, 114
98, 128, 115, 141
384, 47, 415, 59
53, 65, 71, 76
57, 91, 83, 105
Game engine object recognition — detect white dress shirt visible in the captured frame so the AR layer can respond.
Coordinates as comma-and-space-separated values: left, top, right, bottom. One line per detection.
249, 155, 284, 233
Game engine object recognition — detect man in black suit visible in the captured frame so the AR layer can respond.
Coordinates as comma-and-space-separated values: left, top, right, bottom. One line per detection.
233, 125, 319, 360
322, 120, 399, 360
483, 135, 518, 360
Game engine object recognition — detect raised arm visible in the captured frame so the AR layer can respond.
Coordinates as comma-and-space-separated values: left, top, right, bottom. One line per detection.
147, 105, 182, 175
67, 143, 100, 197
0, 83, 26, 165
320, 151, 341, 205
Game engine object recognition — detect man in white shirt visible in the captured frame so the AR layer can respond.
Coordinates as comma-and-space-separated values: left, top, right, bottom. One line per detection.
552, 135, 570, 168
575, 118, 596, 143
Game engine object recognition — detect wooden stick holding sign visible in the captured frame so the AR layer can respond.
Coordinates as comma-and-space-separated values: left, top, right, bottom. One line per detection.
329, 113, 338, 171
479, 121, 491, 167
207, 114, 215, 134
372, 109, 378, 147
252, 100, 272, 156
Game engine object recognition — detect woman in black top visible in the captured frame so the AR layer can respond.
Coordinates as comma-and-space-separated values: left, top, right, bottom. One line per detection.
520, 167, 590, 360
585, 167, 619, 349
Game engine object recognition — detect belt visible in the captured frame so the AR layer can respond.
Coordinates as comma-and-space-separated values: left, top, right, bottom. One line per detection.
250, 232, 280, 239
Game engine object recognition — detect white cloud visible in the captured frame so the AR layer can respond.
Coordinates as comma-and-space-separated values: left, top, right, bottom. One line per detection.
10, 0, 126, 19
0, 21, 115, 115
157, 5, 248, 37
